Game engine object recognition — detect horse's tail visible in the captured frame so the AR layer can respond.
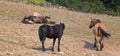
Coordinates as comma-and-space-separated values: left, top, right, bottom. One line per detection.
98, 27, 111, 38
38, 27, 43, 42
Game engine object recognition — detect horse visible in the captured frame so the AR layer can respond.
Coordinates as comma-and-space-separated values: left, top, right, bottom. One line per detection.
38, 22, 65, 52
22, 15, 51, 24
22, 12, 54, 24
89, 19, 111, 51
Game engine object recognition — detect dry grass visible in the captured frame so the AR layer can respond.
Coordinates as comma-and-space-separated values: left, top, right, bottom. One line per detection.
0, 1, 120, 56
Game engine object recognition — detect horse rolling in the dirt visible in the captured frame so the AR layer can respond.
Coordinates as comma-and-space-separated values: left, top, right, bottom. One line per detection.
38, 22, 65, 52
89, 19, 111, 51
22, 12, 51, 24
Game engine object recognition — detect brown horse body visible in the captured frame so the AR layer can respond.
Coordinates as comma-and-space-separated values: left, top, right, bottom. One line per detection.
89, 19, 111, 51
22, 12, 52, 24
93, 23, 106, 36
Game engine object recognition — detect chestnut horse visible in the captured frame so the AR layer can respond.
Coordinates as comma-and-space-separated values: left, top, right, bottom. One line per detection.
89, 19, 111, 51
38, 22, 65, 52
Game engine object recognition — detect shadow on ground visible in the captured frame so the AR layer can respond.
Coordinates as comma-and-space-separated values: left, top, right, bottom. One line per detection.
32, 47, 52, 51
81, 40, 96, 51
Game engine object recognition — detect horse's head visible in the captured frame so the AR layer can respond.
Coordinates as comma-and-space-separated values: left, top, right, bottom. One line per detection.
22, 16, 34, 24
89, 19, 101, 29
60, 22, 65, 30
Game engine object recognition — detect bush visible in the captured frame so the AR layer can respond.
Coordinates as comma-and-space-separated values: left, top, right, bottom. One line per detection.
27, 0, 45, 5
46, 0, 120, 16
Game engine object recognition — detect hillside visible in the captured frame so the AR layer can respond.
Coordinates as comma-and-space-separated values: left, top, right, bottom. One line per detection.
0, 1, 120, 56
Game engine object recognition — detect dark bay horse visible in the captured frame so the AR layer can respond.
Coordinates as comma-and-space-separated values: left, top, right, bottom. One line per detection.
89, 19, 111, 51
38, 22, 65, 52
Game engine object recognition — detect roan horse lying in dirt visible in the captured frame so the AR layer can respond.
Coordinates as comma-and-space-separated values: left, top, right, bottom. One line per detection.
38, 22, 65, 52
89, 19, 111, 51
22, 12, 55, 24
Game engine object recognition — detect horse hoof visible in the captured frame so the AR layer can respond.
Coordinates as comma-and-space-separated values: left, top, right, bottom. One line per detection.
93, 46, 96, 48
96, 48, 99, 51
100, 48, 102, 51
58, 50, 60, 52
93, 45, 96, 48
101, 45, 104, 48
52, 49, 54, 51
42, 48, 46, 51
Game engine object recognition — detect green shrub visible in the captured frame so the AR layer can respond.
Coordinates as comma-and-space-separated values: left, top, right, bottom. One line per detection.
27, 0, 45, 5
46, 0, 120, 16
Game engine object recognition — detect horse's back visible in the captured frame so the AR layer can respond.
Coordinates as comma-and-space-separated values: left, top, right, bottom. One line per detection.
39, 23, 65, 38
97, 23, 106, 31
93, 23, 106, 35
39, 25, 49, 30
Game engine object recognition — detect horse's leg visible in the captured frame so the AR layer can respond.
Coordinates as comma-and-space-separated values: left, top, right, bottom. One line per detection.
96, 42, 99, 51
95, 36, 100, 51
93, 38, 97, 47
42, 36, 46, 51
99, 37, 104, 51
58, 37, 62, 52
52, 38, 56, 51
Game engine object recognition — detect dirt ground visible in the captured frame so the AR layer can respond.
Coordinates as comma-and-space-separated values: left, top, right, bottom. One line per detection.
0, 1, 120, 56
0, 14, 120, 56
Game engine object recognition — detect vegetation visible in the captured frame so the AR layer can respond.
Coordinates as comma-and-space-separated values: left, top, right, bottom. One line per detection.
46, 0, 120, 16
27, 0, 45, 5
2, 0, 45, 5
2, 0, 120, 16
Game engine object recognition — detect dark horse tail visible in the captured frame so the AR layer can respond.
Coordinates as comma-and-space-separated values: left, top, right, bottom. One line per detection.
38, 27, 43, 42
98, 27, 111, 38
